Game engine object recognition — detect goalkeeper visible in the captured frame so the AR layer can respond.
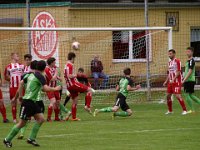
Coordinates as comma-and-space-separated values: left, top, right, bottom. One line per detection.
94, 68, 141, 118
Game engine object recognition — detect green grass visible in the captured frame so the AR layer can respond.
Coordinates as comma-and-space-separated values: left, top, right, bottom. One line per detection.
1, 98, 200, 150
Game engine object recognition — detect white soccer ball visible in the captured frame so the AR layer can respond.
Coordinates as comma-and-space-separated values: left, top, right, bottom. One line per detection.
72, 41, 80, 50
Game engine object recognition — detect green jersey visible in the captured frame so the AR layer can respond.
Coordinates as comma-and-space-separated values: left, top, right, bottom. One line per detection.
184, 58, 195, 82
118, 77, 134, 97
23, 72, 46, 102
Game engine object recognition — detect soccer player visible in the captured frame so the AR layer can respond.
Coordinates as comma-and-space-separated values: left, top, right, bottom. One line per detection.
163, 49, 187, 115
0, 70, 9, 123
94, 68, 140, 118
64, 52, 95, 121
23, 54, 32, 73
63, 67, 93, 113
3, 60, 61, 148
45, 57, 61, 121
4, 53, 24, 122
182, 47, 200, 113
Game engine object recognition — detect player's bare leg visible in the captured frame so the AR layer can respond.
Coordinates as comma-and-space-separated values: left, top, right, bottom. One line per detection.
174, 94, 187, 115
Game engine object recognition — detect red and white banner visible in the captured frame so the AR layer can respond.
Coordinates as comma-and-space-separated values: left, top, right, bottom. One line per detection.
31, 11, 59, 66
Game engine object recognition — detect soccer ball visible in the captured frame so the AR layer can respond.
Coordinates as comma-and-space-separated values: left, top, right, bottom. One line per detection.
72, 41, 80, 50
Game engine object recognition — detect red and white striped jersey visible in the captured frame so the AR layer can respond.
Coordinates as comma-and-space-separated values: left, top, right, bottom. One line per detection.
168, 58, 182, 84
4, 63, 25, 88
24, 65, 31, 74
45, 66, 58, 87
64, 61, 78, 88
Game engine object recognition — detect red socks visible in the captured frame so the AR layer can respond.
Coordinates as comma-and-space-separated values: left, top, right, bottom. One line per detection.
0, 105, 7, 121
12, 106, 17, 120
47, 106, 53, 120
167, 97, 173, 112
54, 107, 60, 120
85, 92, 92, 108
177, 98, 187, 111
71, 104, 77, 119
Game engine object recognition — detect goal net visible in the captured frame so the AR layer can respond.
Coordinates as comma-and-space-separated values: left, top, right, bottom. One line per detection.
0, 27, 172, 106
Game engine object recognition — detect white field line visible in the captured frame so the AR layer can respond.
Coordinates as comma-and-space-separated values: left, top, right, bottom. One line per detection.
39, 127, 200, 138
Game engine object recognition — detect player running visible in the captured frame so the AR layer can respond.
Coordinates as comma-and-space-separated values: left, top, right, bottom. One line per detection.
4, 53, 24, 123
3, 60, 61, 148
45, 57, 62, 121
94, 68, 141, 118
63, 67, 93, 113
0, 69, 9, 123
64, 52, 95, 121
163, 49, 187, 115
182, 47, 200, 113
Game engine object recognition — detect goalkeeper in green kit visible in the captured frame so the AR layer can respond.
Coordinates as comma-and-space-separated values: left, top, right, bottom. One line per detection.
182, 47, 200, 113
3, 60, 61, 148
94, 68, 141, 118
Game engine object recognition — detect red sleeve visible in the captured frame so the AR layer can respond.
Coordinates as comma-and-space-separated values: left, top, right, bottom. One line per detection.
176, 59, 181, 71
45, 67, 52, 82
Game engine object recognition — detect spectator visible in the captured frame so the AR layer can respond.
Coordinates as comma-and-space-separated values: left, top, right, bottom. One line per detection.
91, 55, 109, 89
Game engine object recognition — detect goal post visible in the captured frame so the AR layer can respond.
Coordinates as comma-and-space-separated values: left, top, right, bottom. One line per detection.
0, 26, 172, 105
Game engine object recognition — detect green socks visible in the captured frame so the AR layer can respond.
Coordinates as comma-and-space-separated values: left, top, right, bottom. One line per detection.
190, 94, 200, 105
186, 93, 194, 111
5, 125, 20, 142
99, 107, 113, 112
29, 122, 42, 140
114, 111, 129, 117
60, 103, 70, 113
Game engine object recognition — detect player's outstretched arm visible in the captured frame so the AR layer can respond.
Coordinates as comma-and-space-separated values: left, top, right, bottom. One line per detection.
127, 84, 141, 91
42, 85, 61, 92
182, 69, 193, 83
116, 85, 120, 91
17, 80, 24, 103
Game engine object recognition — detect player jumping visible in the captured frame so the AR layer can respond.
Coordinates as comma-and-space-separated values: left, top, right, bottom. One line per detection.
182, 47, 200, 113
64, 52, 95, 121
163, 49, 187, 115
63, 67, 93, 113
94, 68, 141, 118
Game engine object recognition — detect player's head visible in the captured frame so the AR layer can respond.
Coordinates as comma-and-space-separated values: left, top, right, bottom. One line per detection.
94, 55, 99, 61
30, 60, 38, 71
24, 54, 32, 66
123, 67, 131, 76
47, 57, 56, 67
11, 53, 19, 62
68, 52, 76, 63
36, 60, 46, 72
168, 49, 176, 60
78, 68, 84, 75
186, 47, 194, 57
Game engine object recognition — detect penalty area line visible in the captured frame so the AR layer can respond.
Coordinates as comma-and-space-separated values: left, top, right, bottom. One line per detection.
39, 127, 200, 138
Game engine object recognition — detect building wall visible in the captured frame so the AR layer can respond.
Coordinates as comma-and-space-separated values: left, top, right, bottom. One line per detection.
0, 5, 199, 80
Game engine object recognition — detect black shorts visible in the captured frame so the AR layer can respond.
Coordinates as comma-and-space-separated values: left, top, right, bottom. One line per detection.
114, 93, 130, 111
184, 81, 195, 93
36, 101, 45, 113
19, 100, 42, 120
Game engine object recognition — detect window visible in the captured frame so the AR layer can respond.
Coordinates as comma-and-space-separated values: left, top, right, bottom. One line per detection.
166, 12, 179, 31
191, 28, 200, 61
112, 30, 151, 63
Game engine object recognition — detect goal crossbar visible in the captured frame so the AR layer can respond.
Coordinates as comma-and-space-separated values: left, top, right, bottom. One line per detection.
0, 26, 172, 31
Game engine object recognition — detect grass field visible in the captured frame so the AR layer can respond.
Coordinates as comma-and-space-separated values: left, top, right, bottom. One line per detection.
1, 98, 200, 150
